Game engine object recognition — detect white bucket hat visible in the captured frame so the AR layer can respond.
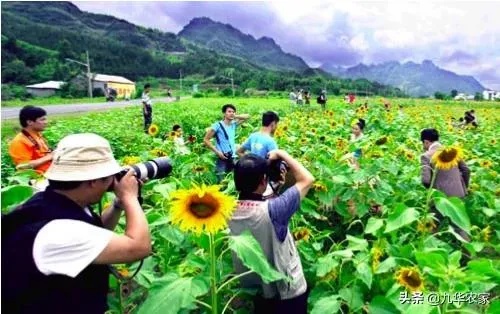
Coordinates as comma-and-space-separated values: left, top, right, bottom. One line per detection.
45, 133, 122, 181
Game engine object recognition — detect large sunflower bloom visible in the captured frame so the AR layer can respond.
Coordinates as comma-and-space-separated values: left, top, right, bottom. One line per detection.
396, 266, 424, 292
148, 124, 160, 136
431, 146, 463, 170
169, 185, 236, 234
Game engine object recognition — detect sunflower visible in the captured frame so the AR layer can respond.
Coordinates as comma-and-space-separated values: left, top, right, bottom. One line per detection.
321, 269, 337, 282
371, 247, 384, 272
375, 136, 388, 145
431, 146, 463, 170
416, 217, 437, 234
481, 225, 492, 242
396, 266, 424, 292
404, 151, 415, 160
148, 124, 159, 136
193, 165, 208, 174
312, 182, 327, 192
122, 156, 141, 166
480, 160, 493, 168
169, 184, 236, 235
293, 227, 311, 242
150, 148, 168, 157
319, 135, 326, 142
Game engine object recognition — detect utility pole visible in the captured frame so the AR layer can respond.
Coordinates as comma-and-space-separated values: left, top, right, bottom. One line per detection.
230, 71, 234, 97
66, 50, 92, 98
179, 69, 183, 95
86, 51, 92, 98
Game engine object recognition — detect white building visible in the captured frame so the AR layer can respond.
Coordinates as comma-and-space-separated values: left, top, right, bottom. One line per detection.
483, 90, 500, 100
26, 81, 65, 97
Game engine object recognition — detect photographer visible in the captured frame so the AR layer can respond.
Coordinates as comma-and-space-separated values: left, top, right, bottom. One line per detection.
203, 104, 250, 182
229, 150, 314, 313
2, 133, 151, 314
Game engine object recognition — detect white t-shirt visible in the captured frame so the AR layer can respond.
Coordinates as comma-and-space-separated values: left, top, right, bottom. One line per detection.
32, 212, 113, 278
142, 91, 152, 106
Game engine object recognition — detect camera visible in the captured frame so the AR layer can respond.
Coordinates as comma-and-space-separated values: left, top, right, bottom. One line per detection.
115, 157, 173, 181
267, 159, 289, 182
223, 151, 233, 160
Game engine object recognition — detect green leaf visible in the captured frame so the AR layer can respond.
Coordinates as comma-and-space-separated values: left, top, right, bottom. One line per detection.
316, 255, 339, 277
137, 276, 209, 314
158, 225, 186, 246
331, 249, 354, 259
229, 231, 287, 283
384, 204, 419, 233
486, 299, 500, 314
415, 251, 447, 275
467, 259, 500, 282
339, 286, 364, 310
311, 295, 341, 314
1, 185, 33, 213
331, 175, 351, 184
346, 235, 368, 251
356, 262, 372, 288
375, 257, 397, 274
434, 197, 471, 234
368, 296, 399, 314
365, 217, 384, 234
153, 182, 177, 198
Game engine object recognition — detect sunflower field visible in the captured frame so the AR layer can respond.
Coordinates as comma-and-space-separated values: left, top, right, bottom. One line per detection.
1, 97, 499, 314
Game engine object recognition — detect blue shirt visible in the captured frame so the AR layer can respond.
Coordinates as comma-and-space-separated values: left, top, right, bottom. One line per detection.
212, 120, 237, 156
268, 186, 301, 242
242, 132, 278, 158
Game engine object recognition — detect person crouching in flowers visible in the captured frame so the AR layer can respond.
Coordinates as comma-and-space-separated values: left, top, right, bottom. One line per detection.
172, 124, 190, 155
420, 128, 471, 240
229, 150, 315, 313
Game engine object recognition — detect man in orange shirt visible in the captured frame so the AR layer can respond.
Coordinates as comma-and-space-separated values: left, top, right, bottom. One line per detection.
9, 105, 53, 173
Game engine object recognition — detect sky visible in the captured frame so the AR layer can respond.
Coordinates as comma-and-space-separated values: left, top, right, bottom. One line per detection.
74, 1, 500, 90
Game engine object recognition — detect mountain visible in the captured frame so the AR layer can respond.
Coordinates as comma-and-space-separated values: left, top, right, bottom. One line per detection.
322, 60, 485, 97
1, 1, 405, 99
178, 17, 309, 73
1, 1, 185, 52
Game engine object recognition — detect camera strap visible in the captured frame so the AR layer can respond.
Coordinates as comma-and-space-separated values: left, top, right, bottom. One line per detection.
215, 122, 232, 154
21, 129, 51, 153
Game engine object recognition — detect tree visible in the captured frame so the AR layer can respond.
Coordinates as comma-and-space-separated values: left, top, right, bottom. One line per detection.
474, 92, 483, 101
1, 59, 33, 84
451, 89, 458, 98
434, 91, 446, 100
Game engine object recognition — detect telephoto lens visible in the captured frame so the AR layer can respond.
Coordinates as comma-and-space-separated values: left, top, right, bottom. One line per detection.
116, 157, 173, 181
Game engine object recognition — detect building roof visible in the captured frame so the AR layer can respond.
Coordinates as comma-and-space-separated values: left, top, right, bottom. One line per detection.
92, 74, 135, 84
26, 81, 65, 89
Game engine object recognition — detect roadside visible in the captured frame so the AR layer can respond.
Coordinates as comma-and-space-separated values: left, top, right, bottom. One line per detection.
1, 96, 186, 120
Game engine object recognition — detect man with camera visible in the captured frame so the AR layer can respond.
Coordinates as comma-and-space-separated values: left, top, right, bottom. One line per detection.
2, 133, 152, 314
229, 149, 315, 313
203, 104, 250, 182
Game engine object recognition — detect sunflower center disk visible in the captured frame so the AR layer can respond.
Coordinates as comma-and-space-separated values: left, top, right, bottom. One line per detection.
438, 149, 457, 162
190, 199, 216, 218
403, 271, 422, 288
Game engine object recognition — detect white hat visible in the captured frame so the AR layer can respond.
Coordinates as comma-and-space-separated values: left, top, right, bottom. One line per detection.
45, 133, 122, 181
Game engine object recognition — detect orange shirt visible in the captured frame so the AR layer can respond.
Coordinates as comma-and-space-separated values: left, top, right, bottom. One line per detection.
8, 130, 52, 173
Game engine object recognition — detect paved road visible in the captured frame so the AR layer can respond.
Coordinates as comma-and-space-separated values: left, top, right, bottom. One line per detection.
1, 97, 182, 120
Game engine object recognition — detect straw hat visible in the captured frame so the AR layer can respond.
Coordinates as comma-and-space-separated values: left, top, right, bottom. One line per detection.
45, 133, 122, 181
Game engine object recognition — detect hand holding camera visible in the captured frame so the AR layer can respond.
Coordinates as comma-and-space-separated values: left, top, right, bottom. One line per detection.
113, 169, 140, 202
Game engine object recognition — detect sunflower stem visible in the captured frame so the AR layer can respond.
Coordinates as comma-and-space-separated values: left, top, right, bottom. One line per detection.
216, 270, 253, 294
209, 233, 218, 314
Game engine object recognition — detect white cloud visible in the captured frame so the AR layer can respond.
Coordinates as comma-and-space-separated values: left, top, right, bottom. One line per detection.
73, 0, 500, 89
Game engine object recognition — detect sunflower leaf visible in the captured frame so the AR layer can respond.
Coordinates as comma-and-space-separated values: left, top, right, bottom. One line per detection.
137, 276, 209, 314
434, 197, 471, 234
311, 295, 341, 314
229, 231, 288, 283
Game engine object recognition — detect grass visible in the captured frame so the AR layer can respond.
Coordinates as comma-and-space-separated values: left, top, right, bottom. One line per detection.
1, 96, 109, 107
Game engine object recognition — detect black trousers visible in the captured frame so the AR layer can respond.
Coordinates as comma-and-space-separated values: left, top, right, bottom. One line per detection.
253, 290, 309, 314
143, 105, 152, 133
